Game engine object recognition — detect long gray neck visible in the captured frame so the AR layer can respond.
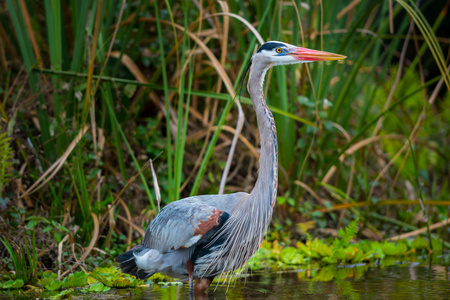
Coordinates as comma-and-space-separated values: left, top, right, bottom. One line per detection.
247, 59, 278, 208
214, 58, 279, 273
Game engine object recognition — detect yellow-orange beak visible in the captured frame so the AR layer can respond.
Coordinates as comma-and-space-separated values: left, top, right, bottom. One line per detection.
288, 47, 346, 62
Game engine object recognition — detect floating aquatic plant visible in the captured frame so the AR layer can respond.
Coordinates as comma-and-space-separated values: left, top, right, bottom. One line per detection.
91, 267, 144, 288
81, 282, 111, 293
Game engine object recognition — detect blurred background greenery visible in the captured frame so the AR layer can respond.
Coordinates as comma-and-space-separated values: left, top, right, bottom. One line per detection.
0, 0, 449, 279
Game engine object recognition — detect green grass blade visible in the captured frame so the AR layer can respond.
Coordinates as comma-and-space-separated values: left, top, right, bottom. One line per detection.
101, 86, 155, 209
173, 1, 187, 202
154, 0, 173, 202
396, 0, 450, 91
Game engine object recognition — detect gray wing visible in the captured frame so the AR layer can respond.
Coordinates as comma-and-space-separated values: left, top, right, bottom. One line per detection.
142, 197, 224, 252
141, 192, 248, 253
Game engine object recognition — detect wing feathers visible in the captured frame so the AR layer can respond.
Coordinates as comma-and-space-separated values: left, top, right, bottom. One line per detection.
142, 199, 225, 252
194, 209, 222, 236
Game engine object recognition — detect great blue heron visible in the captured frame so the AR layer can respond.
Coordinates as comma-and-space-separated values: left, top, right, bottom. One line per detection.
116, 41, 345, 296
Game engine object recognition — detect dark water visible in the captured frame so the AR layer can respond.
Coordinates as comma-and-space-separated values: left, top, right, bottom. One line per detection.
133, 264, 450, 300
2, 264, 449, 299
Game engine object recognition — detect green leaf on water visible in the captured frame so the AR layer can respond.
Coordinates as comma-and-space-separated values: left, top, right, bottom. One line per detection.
1, 279, 24, 289
82, 282, 111, 293
49, 288, 74, 299
38, 272, 64, 291
411, 237, 428, 250
62, 271, 89, 288
313, 266, 335, 282
42, 278, 63, 291
91, 267, 143, 288
381, 242, 407, 256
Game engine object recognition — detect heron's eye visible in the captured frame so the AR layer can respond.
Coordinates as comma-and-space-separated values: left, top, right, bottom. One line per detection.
276, 48, 282, 53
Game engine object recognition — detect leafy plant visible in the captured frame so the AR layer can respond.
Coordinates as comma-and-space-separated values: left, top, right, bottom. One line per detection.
91, 267, 143, 288
40, 279, 63, 292
1, 279, 24, 289
62, 271, 89, 288
249, 219, 445, 270
38, 272, 63, 291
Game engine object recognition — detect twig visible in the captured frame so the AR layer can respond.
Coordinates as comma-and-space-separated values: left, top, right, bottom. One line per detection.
117, 215, 145, 237
118, 198, 133, 251
16, 125, 89, 200
386, 217, 450, 241
58, 213, 99, 279
318, 199, 450, 213
57, 234, 70, 277
294, 180, 326, 206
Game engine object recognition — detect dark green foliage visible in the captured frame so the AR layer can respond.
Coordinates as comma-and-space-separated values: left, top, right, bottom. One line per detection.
0, 231, 38, 285
0, 279, 24, 289
0, 132, 14, 198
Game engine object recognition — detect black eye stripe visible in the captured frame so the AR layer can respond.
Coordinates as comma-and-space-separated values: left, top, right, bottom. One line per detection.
256, 42, 286, 53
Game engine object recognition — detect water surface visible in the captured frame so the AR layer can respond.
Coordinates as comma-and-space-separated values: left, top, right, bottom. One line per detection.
2, 263, 449, 299
135, 264, 450, 299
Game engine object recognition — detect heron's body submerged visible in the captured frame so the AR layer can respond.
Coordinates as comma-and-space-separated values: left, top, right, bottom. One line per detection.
116, 41, 345, 295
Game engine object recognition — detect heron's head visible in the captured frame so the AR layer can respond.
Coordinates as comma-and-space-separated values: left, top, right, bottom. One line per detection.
254, 41, 346, 66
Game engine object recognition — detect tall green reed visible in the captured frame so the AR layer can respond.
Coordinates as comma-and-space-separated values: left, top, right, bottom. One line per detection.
0, 230, 38, 284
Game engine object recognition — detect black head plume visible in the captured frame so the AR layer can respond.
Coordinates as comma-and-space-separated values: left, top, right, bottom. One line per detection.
256, 41, 285, 53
